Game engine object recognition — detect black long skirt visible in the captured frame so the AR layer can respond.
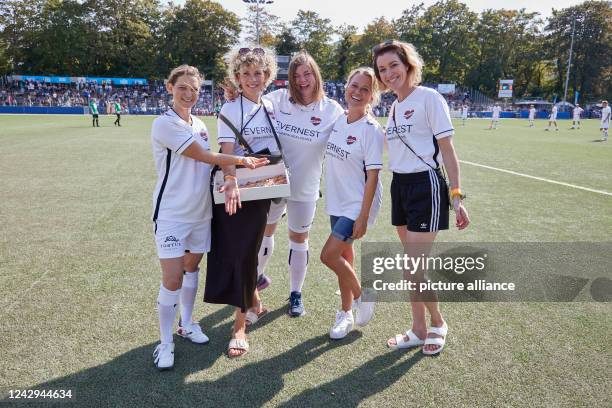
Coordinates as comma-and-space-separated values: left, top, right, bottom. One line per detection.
204, 198, 271, 312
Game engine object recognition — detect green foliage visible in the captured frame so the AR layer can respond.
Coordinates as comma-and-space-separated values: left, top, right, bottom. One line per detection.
290, 10, 335, 80
466, 9, 544, 96
332, 24, 358, 81
243, 4, 279, 47
0, 0, 609, 100
158, 0, 240, 82
352, 17, 398, 70
545, 1, 612, 101
275, 24, 299, 57
413, 0, 478, 83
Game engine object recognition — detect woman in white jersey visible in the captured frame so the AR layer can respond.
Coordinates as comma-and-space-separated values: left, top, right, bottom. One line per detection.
320, 67, 384, 339
256, 52, 344, 318
372, 40, 470, 355
150, 65, 267, 370
204, 46, 280, 358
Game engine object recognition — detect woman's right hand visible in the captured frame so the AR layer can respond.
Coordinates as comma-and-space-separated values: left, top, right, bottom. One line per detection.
241, 156, 269, 169
219, 177, 241, 215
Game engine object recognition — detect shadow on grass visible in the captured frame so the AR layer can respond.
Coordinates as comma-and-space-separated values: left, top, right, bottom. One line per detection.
25, 306, 422, 406
280, 350, 424, 407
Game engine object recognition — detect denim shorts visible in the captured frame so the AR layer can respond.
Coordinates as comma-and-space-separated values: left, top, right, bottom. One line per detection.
329, 216, 355, 244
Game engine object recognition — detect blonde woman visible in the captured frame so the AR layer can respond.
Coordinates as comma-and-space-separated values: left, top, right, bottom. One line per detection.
372, 40, 470, 355
320, 67, 384, 339
151, 65, 267, 370
204, 46, 280, 358
257, 51, 344, 317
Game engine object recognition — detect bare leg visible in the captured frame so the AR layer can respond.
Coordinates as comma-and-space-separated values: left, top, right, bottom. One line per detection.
320, 236, 361, 311
387, 227, 446, 353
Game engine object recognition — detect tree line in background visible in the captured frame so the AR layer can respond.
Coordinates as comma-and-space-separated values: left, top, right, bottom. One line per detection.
0, 0, 609, 101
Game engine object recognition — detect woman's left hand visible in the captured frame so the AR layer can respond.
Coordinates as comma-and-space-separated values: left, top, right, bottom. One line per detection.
454, 199, 470, 230
351, 215, 368, 239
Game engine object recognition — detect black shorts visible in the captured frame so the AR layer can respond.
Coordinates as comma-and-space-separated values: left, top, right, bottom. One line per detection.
92, 114, 98, 118
391, 169, 449, 232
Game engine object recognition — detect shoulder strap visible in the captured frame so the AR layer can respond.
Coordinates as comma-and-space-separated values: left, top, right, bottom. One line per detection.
218, 112, 254, 154
391, 104, 438, 171
262, 106, 284, 155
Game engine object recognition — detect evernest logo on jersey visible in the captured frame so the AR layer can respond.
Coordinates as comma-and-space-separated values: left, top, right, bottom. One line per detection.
243, 125, 273, 137
346, 135, 356, 145
326, 140, 351, 160
310, 116, 321, 126
386, 124, 413, 136
276, 121, 322, 138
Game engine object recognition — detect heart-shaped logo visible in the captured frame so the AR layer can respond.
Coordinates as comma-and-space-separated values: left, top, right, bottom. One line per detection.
346, 135, 357, 145
404, 109, 414, 119
199, 131, 208, 141
311, 116, 321, 126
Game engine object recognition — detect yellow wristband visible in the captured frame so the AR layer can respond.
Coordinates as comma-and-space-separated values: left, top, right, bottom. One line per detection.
450, 188, 464, 200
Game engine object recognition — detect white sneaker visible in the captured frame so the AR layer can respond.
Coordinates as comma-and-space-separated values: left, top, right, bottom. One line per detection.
329, 311, 353, 340
153, 343, 174, 370
177, 323, 209, 344
353, 294, 376, 327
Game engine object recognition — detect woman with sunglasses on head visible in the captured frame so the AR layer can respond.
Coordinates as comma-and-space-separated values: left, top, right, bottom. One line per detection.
150, 65, 268, 370
320, 67, 384, 339
372, 40, 470, 355
203, 46, 280, 358
256, 51, 344, 318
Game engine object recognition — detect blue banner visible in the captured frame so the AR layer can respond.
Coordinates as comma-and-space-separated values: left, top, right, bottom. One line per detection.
10, 75, 147, 86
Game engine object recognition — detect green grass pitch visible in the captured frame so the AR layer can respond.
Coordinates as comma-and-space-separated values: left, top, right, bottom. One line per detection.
0, 114, 610, 407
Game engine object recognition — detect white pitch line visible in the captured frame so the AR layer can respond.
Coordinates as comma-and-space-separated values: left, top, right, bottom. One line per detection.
460, 160, 612, 197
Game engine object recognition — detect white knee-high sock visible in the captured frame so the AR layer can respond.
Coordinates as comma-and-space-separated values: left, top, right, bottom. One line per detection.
257, 235, 275, 278
158, 284, 180, 344
289, 240, 308, 292
180, 269, 199, 327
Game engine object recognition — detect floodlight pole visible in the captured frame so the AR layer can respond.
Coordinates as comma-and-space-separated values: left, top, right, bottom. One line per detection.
562, 16, 576, 109
243, 0, 274, 45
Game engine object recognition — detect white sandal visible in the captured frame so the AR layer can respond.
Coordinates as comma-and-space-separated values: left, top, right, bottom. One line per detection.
245, 307, 268, 326
387, 329, 425, 350
422, 323, 448, 356
227, 338, 249, 358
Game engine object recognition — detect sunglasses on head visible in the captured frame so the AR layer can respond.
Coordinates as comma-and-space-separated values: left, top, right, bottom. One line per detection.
239, 47, 265, 56
372, 40, 401, 56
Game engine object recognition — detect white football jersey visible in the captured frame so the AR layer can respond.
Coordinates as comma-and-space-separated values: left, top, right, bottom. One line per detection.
551, 106, 558, 119
461, 106, 468, 118
492, 106, 501, 119
151, 109, 212, 223
529, 108, 536, 119
325, 114, 384, 225
217, 95, 280, 156
601, 106, 611, 127
264, 89, 344, 201
385, 86, 454, 174
573, 107, 583, 118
